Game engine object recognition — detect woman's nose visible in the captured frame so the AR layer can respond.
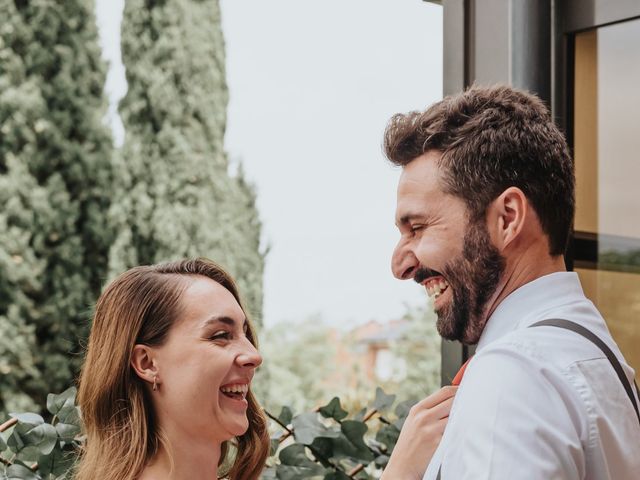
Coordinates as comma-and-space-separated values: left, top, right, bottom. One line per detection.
391, 239, 418, 280
237, 339, 263, 369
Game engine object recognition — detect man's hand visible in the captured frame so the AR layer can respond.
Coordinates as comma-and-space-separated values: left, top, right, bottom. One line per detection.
381, 386, 458, 480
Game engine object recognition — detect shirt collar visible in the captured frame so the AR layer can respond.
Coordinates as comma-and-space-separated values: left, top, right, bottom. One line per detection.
476, 271, 584, 351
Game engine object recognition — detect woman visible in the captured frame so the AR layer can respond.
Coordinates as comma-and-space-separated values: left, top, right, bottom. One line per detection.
75, 258, 270, 480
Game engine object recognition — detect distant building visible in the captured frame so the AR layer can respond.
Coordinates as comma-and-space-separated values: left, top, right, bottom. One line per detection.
350, 319, 409, 382
325, 319, 410, 393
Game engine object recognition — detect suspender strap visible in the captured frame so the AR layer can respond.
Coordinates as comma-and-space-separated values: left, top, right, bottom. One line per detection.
434, 318, 639, 480
530, 319, 640, 424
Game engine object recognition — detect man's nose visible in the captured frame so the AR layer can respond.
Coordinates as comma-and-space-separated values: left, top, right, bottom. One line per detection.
237, 338, 263, 369
391, 239, 418, 280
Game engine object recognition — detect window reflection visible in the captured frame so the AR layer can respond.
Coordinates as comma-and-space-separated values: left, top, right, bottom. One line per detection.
573, 18, 640, 372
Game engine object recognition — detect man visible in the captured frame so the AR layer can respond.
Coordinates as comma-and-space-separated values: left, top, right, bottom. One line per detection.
383, 85, 640, 479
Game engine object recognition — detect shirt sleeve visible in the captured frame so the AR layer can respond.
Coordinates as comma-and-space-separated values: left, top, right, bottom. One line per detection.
439, 343, 587, 480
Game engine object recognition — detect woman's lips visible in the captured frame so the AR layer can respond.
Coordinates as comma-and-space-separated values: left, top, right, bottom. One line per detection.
219, 382, 249, 408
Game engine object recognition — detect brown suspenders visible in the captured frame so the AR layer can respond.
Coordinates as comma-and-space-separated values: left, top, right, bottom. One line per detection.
434, 319, 640, 479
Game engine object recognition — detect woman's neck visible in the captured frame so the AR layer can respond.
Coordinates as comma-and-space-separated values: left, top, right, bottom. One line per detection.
139, 431, 221, 480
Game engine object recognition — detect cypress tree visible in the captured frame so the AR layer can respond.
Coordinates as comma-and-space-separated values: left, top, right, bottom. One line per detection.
0, 0, 113, 414
111, 0, 264, 321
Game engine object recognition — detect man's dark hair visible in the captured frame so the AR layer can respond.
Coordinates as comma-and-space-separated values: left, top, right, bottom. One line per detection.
384, 84, 575, 256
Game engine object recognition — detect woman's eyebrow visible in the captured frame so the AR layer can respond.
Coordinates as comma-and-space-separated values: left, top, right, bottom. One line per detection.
202, 315, 248, 329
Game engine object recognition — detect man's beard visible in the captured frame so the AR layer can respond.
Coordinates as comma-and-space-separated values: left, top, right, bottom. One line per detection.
417, 220, 505, 344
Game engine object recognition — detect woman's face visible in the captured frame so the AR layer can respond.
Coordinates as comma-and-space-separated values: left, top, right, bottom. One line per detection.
151, 276, 262, 443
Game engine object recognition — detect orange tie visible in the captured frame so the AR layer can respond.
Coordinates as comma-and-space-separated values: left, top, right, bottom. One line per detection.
451, 357, 472, 386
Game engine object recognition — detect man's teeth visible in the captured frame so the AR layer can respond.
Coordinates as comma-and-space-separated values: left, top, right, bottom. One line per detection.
220, 384, 249, 395
426, 279, 449, 298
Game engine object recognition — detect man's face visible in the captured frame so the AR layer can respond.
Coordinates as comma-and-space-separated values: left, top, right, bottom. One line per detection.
392, 151, 505, 344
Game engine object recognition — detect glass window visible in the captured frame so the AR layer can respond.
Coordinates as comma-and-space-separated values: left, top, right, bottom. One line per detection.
573, 19, 640, 373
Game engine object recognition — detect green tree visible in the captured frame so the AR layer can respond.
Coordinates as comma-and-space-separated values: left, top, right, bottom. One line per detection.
0, 0, 113, 416
109, 0, 264, 321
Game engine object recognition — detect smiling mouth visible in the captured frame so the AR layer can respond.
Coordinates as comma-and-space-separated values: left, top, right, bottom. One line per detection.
423, 277, 450, 299
220, 384, 248, 401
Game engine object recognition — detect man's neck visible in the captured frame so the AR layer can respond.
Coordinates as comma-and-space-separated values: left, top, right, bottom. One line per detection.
485, 248, 566, 322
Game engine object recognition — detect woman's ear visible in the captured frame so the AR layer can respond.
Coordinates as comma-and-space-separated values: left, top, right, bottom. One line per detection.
489, 186, 527, 251
131, 344, 159, 387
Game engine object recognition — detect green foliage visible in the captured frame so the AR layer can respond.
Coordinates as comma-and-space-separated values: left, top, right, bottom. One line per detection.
109, 0, 265, 321
0, 388, 81, 479
599, 248, 640, 273
1, 386, 418, 479
0, 0, 113, 417
263, 388, 416, 479
260, 306, 441, 416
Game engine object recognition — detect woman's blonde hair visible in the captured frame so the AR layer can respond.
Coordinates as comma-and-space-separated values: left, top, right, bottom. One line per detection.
75, 258, 270, 480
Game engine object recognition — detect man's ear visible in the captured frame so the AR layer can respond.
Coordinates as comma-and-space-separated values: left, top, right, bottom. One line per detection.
131, 344, 159, 386
488, 187, 527, 251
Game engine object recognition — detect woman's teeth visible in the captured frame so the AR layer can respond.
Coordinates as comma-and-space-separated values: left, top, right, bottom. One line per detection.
220, 384, 248, 399
426, 279, 449, 298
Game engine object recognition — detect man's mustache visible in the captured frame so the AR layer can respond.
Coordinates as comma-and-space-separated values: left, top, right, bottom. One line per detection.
414, 266, 444, 284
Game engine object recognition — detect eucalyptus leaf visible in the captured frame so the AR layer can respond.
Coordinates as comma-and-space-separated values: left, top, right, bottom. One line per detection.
292, 413, 339, 445
0, 433, 6, 451
372, 388, 396, 413
353, 407, 367, 422
375, 424, 400, 450
261, 466, 277, 479
334, 421, 375, 462
309, 437, 334, 466
330, 434, 370, 463
374, 453, 390, 468
46, 388, 77, 417
279, 444, 313, 466
54, 422, 80, 441
341, 421, 369, 450
8, 414, 43, 428
393, 399, 416, 429
7, 432, 25, 453
8, 419, 57, 456
55, 404, 80, 429
318, 398, 347, 422
276, 464, 326, 480
37, 446, 74, 477
269, 438, 280, 457
4, 463, 40, 480
277, 406, 293, 427
324, 472, 352, 480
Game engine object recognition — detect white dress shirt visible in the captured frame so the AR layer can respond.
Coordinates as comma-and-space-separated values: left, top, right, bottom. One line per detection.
423, 272, 640, 480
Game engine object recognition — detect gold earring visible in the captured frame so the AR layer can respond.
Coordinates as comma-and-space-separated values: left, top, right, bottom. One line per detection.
152, 375, 158, 391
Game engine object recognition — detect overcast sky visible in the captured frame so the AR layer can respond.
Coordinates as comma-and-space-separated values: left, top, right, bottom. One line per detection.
95, 0, 443, 328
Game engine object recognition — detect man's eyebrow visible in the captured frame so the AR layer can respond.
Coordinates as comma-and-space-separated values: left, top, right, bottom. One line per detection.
202, 316, 248, 329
